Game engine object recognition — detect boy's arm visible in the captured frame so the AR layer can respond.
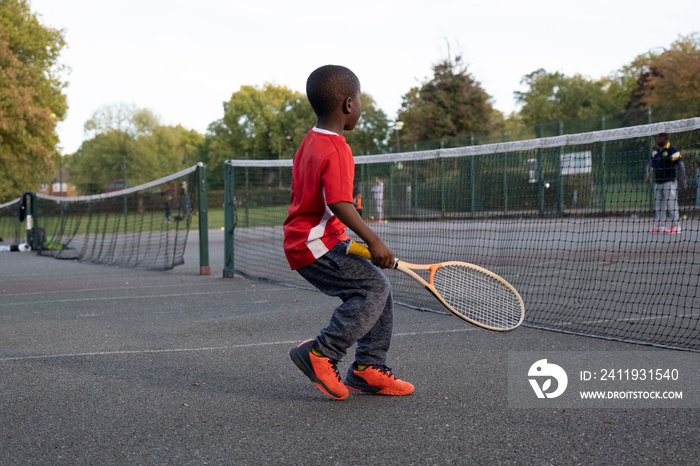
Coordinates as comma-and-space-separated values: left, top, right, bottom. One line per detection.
644, 160, 652, 182
329, 201, 395, 269
678, 160, 688, 189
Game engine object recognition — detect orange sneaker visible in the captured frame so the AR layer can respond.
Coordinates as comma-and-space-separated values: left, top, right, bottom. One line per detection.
289, 340, 348, 400
345, 362, 414, 396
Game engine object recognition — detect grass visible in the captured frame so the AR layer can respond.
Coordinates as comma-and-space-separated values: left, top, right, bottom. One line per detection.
230, 205, 289, 228
36, 205, 289, 237
199, 206, 289, 230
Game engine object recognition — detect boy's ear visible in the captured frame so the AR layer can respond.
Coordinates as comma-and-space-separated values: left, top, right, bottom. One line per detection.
342, 96, 353, 115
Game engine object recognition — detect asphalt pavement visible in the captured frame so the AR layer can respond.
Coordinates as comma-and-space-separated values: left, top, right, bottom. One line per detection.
0, 230, 698, 465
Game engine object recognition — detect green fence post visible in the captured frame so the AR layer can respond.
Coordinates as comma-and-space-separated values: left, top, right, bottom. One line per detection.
503, 130, 508, 216
600, 114, 607, 213
648, 108, 654, 212
556, 121, 564, 214
59, 157, 66, 235
360, 163, 366, 218
388, 163, 393, 219
440, 157, 446, 217
244, 153, 250, 228
470, 134, 476, 214
197, 162, 210, 275
224, 162, 235, 278
123, 154, 128, 232
536, 124, 544, 215
413, 160, 418, 216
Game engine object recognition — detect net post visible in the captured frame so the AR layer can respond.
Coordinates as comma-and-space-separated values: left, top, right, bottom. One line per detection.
26, 192, 39, 249
196, 162, 211, 275
223, 162, 235, 278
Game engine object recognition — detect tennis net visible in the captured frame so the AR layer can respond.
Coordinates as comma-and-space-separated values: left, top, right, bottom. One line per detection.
31, 163, 207, 271
0, 197, 25, 249
224, 118, 700, 351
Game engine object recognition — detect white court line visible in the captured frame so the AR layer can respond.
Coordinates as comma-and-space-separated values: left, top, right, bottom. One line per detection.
0, 327, 476, 362
550, 310, 700, 328
0, 288, 289, 307
0, 282, 257, 298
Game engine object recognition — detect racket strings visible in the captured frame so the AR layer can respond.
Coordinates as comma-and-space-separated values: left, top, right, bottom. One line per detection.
432, 265, 523, 330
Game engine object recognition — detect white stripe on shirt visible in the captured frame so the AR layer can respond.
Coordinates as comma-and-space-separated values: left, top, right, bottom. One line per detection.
305, 186, 334, 259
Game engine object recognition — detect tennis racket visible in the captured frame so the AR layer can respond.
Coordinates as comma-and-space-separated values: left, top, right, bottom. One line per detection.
346, 241, 524, 332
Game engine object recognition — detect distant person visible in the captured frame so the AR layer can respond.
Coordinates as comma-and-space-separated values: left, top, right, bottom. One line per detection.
645, 133, 687, 234
285, 65, 413, 400
163, 186, 174, 222
353, 191, 363, 218
179, 181, 192, 218
371, 177, 384, 221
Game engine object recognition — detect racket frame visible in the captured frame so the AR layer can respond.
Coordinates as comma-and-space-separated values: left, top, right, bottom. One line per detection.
346, 241, 524, 332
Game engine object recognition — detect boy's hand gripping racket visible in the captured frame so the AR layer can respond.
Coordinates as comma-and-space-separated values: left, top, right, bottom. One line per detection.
347, 241, 524, 332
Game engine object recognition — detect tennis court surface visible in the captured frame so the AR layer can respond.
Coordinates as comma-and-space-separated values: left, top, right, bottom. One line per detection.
1, 230, 698, 465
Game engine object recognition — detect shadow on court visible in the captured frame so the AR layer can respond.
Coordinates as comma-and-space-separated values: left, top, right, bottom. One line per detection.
0, 230, 697, 465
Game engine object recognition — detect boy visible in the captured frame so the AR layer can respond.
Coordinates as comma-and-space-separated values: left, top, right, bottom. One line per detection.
645, 133, 687, 234
285, 65, 413, 400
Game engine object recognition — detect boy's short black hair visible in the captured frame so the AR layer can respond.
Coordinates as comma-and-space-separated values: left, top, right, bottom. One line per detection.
655, 133, 670, 145
306, 65, 360, 118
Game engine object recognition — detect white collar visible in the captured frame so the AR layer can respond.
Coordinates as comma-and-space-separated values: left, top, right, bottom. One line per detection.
312, 126, 339, 136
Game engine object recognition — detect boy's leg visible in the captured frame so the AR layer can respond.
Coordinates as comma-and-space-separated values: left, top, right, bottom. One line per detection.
668, 181, 680, 228
655, 183, 667, 229
344, 292, 415, 396
296, 241, 392, 364
354, 291, 393, 366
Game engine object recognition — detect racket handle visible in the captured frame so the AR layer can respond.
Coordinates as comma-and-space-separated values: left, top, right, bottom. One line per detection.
346, 241, 373, 260
347, 241, 399, 268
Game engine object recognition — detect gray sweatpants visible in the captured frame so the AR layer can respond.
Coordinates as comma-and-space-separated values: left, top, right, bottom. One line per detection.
296, 241, 393, 366
654, 181, 679, 229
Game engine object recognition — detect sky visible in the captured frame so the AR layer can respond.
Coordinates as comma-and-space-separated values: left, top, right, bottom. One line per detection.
30, 0, 700, 155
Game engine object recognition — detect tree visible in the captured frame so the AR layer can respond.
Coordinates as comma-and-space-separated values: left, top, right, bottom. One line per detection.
622, 34, 700, 121
70, 104, 203, 194
515, 69, 621, 129
83, 103, 159, 139
222, 83, 312, 159
397, 53, 502, 144
197, 83, 312, 189
0, 0, 67, 202
69, 131, 130, 194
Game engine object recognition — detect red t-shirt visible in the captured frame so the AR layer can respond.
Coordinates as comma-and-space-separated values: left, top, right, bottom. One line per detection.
283, 128, 354, 270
